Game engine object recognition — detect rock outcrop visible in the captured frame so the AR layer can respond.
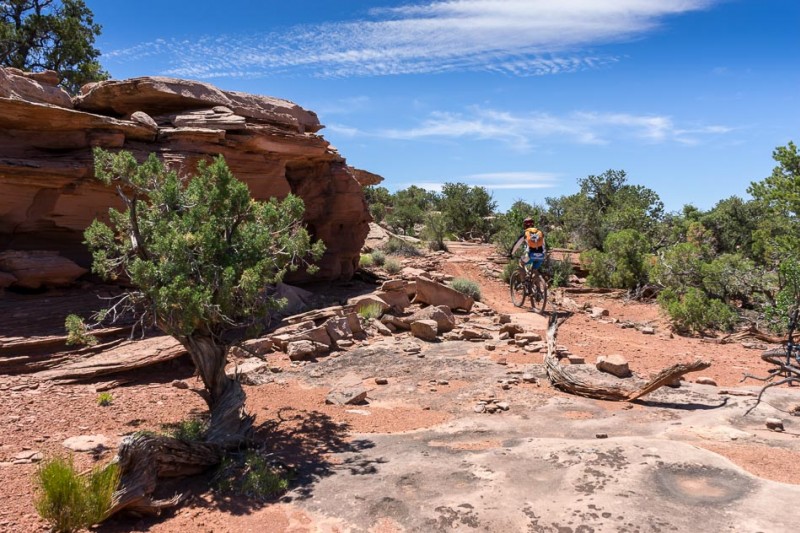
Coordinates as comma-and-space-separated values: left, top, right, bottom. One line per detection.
0, 68, 379, 284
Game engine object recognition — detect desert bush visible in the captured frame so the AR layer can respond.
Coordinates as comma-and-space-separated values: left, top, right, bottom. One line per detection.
369, 249, 386, 266
96, 393, 113, 407
657, 287, 738, 334
357, 302, 384, 320
449, 277, 481, 301
359, 254, 374, 268
164, 418, 206, 442
545, 254, 574, 288
700, 253, 762, 306
383, 257, 403, 275
382, 237, 421, 256
34, 456, 119, 533
583, 229, 651, 290
764, 258, 800, 333
501, 259, 518, 283
65, 314, 97, 346
214, 450, 291, 500
423, 212, 449, 252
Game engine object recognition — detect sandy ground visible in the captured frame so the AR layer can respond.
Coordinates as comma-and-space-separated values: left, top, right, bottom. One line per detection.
1, 242, 799, 532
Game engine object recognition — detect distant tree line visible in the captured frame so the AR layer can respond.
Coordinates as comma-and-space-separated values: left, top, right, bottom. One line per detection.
364, 142, 800, 335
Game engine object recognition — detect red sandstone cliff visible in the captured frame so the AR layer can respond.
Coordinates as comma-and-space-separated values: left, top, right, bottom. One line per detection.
0, 67, 378, 286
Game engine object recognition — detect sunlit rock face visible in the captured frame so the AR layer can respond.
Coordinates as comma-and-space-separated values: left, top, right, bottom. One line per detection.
0, 68, 378, 283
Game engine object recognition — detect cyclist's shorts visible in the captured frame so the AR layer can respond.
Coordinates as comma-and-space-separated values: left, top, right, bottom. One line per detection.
525, 251, 545, 270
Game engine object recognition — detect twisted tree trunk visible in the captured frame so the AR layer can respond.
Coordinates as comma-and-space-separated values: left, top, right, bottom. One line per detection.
104, 333, 253, 517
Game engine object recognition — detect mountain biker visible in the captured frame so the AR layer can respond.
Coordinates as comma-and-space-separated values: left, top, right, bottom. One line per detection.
510, 217, 546, 271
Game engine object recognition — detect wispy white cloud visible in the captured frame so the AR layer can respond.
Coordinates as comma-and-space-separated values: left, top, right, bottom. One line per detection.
401, 171, 560, 194
379, 106, 731, 147
106, 0, 716, 79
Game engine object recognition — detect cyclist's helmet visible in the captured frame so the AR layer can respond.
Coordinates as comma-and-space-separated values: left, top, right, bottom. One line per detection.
523, 217, 534, 228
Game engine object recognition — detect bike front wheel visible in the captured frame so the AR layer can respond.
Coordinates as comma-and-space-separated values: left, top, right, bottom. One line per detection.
509, 269, 527, 308
529, 271, 548, 313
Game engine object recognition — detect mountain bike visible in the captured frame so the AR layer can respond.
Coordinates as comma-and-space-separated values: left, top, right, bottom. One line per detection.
742, 306, 799, 414
509, 262, 547, 313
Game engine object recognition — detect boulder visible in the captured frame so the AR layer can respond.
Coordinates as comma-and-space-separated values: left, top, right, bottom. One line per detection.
225, 357, 270, 384
62, 435, 111, 453
412, 277, 474, 312
325, 315, 354, 344
287, 340, 328, 361
499, 323, 525, 338
0, 68, 371, 283
596, 354, 632, 378
0, 250, 86, 289
404, 305, 456, 333
348, 295, 391, 316
380, 279, 407, 291
375, 289, 411, 313
411, 320, 439, 341
326, 375, 368, 405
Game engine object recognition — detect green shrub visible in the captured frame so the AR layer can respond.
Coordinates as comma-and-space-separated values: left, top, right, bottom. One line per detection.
96, 393, 113, 407
214, 450, 291, 501
369, 203, 387, 223
583, 229, 651, 289
164, 418, 206, 442
545, 254, 574, 288
369, 249, 386, 266
384, 257, 403, 275
422, 212, 449, 252
765, 258, 800, 333
382, 237, 421, 256
358, 302, 384, 320
658, 287, 738, 334
449, 277, 481, 301
359, 254, 374, 268
34, 456, 119, 533
501, 259, 519, 283
65, 314, 97, 347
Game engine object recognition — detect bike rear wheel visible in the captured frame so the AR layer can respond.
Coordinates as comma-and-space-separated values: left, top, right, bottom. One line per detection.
509, 269, 527, 307
529, 271, 548, 312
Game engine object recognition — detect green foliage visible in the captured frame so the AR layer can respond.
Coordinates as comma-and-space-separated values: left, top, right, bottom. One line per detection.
34, 456, 119, 533
699, 196, 760, 256
64, 313, 97, 346
501, 259, 518, 283
492, 200, 546, 255
650, 242, 707, 290
657, 287, 737, 334
748, 142, 800, 262
449, 277, 481, 301
558, 170, 663, 251
96, 392, 112, 407
582, 230, 651, 290
164, 418, 206, 442
369, 249, 386, 266
359, 254, 374, 268
385, 185, 438, 236
700, 253, 762, 306
545, 254, 574, 288
439, 182, 497, 240
764, 258, 800, 332
0, 0, 108, 94
383, 257, 402, 275
83, 149, 324, 343
357, 302, 384, 320
382, 236, 421, 256
422, 212, 449, 252
214, 451, 291, 500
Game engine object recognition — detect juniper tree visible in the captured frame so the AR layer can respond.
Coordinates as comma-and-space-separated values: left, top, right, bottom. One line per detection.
71, 148, 324, 516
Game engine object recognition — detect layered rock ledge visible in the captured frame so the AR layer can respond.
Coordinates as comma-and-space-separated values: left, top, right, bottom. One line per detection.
0, 68, 376, 284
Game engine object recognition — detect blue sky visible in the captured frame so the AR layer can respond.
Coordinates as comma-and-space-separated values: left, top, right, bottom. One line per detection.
90, 0, 799, 213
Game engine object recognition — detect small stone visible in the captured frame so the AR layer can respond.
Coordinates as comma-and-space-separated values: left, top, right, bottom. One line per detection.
375, 377, 389, 385
496, 402, 510, 411
596, 433, 609, 439
696, 377, 717, 386
63, 435, 110, 453
566, 355, 585, 364
337, 339, 355, 348
497, 314, 511, 324
501, 383, 511, 390
590, 307, 609, 319
485, 344, 496, 351
596, 354, 631, 378
497, 358, 508, 366
474, 404, 486, 413
766, 418, 785, 432
13, 450, 42, 462
640, 326, 655, 335
437, 379, 449, 386
171, 379, 189, 389
522, 373, 537, 384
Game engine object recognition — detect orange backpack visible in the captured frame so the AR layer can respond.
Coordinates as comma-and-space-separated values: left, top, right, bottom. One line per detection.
524, 227, 544, 249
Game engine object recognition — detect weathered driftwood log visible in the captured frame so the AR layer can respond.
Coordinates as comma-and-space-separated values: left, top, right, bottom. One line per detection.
544, 313, 710, 401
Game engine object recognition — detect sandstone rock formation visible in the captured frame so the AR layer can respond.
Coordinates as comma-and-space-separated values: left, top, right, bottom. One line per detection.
0, 67, 379, 285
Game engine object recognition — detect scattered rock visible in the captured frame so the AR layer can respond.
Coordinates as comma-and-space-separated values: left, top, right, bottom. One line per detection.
287, 340, 328, 361
412, 277, 474, 312
326, 382, 368, 406
171, 379, 189, 389
590, 307, 609, 319
411, 320, 439, 342
13, 450, 43, 463
596, 433, 609, 439
596, 354, 632, 378
0, 250, 87, 289
765, 418, 785, 432
62, 435, 110, 453
696, 377, 718, 386
640, 326, 656, 335
499, 323, 525, 338
522, 373, 537, 384
375, 377, 389, 385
